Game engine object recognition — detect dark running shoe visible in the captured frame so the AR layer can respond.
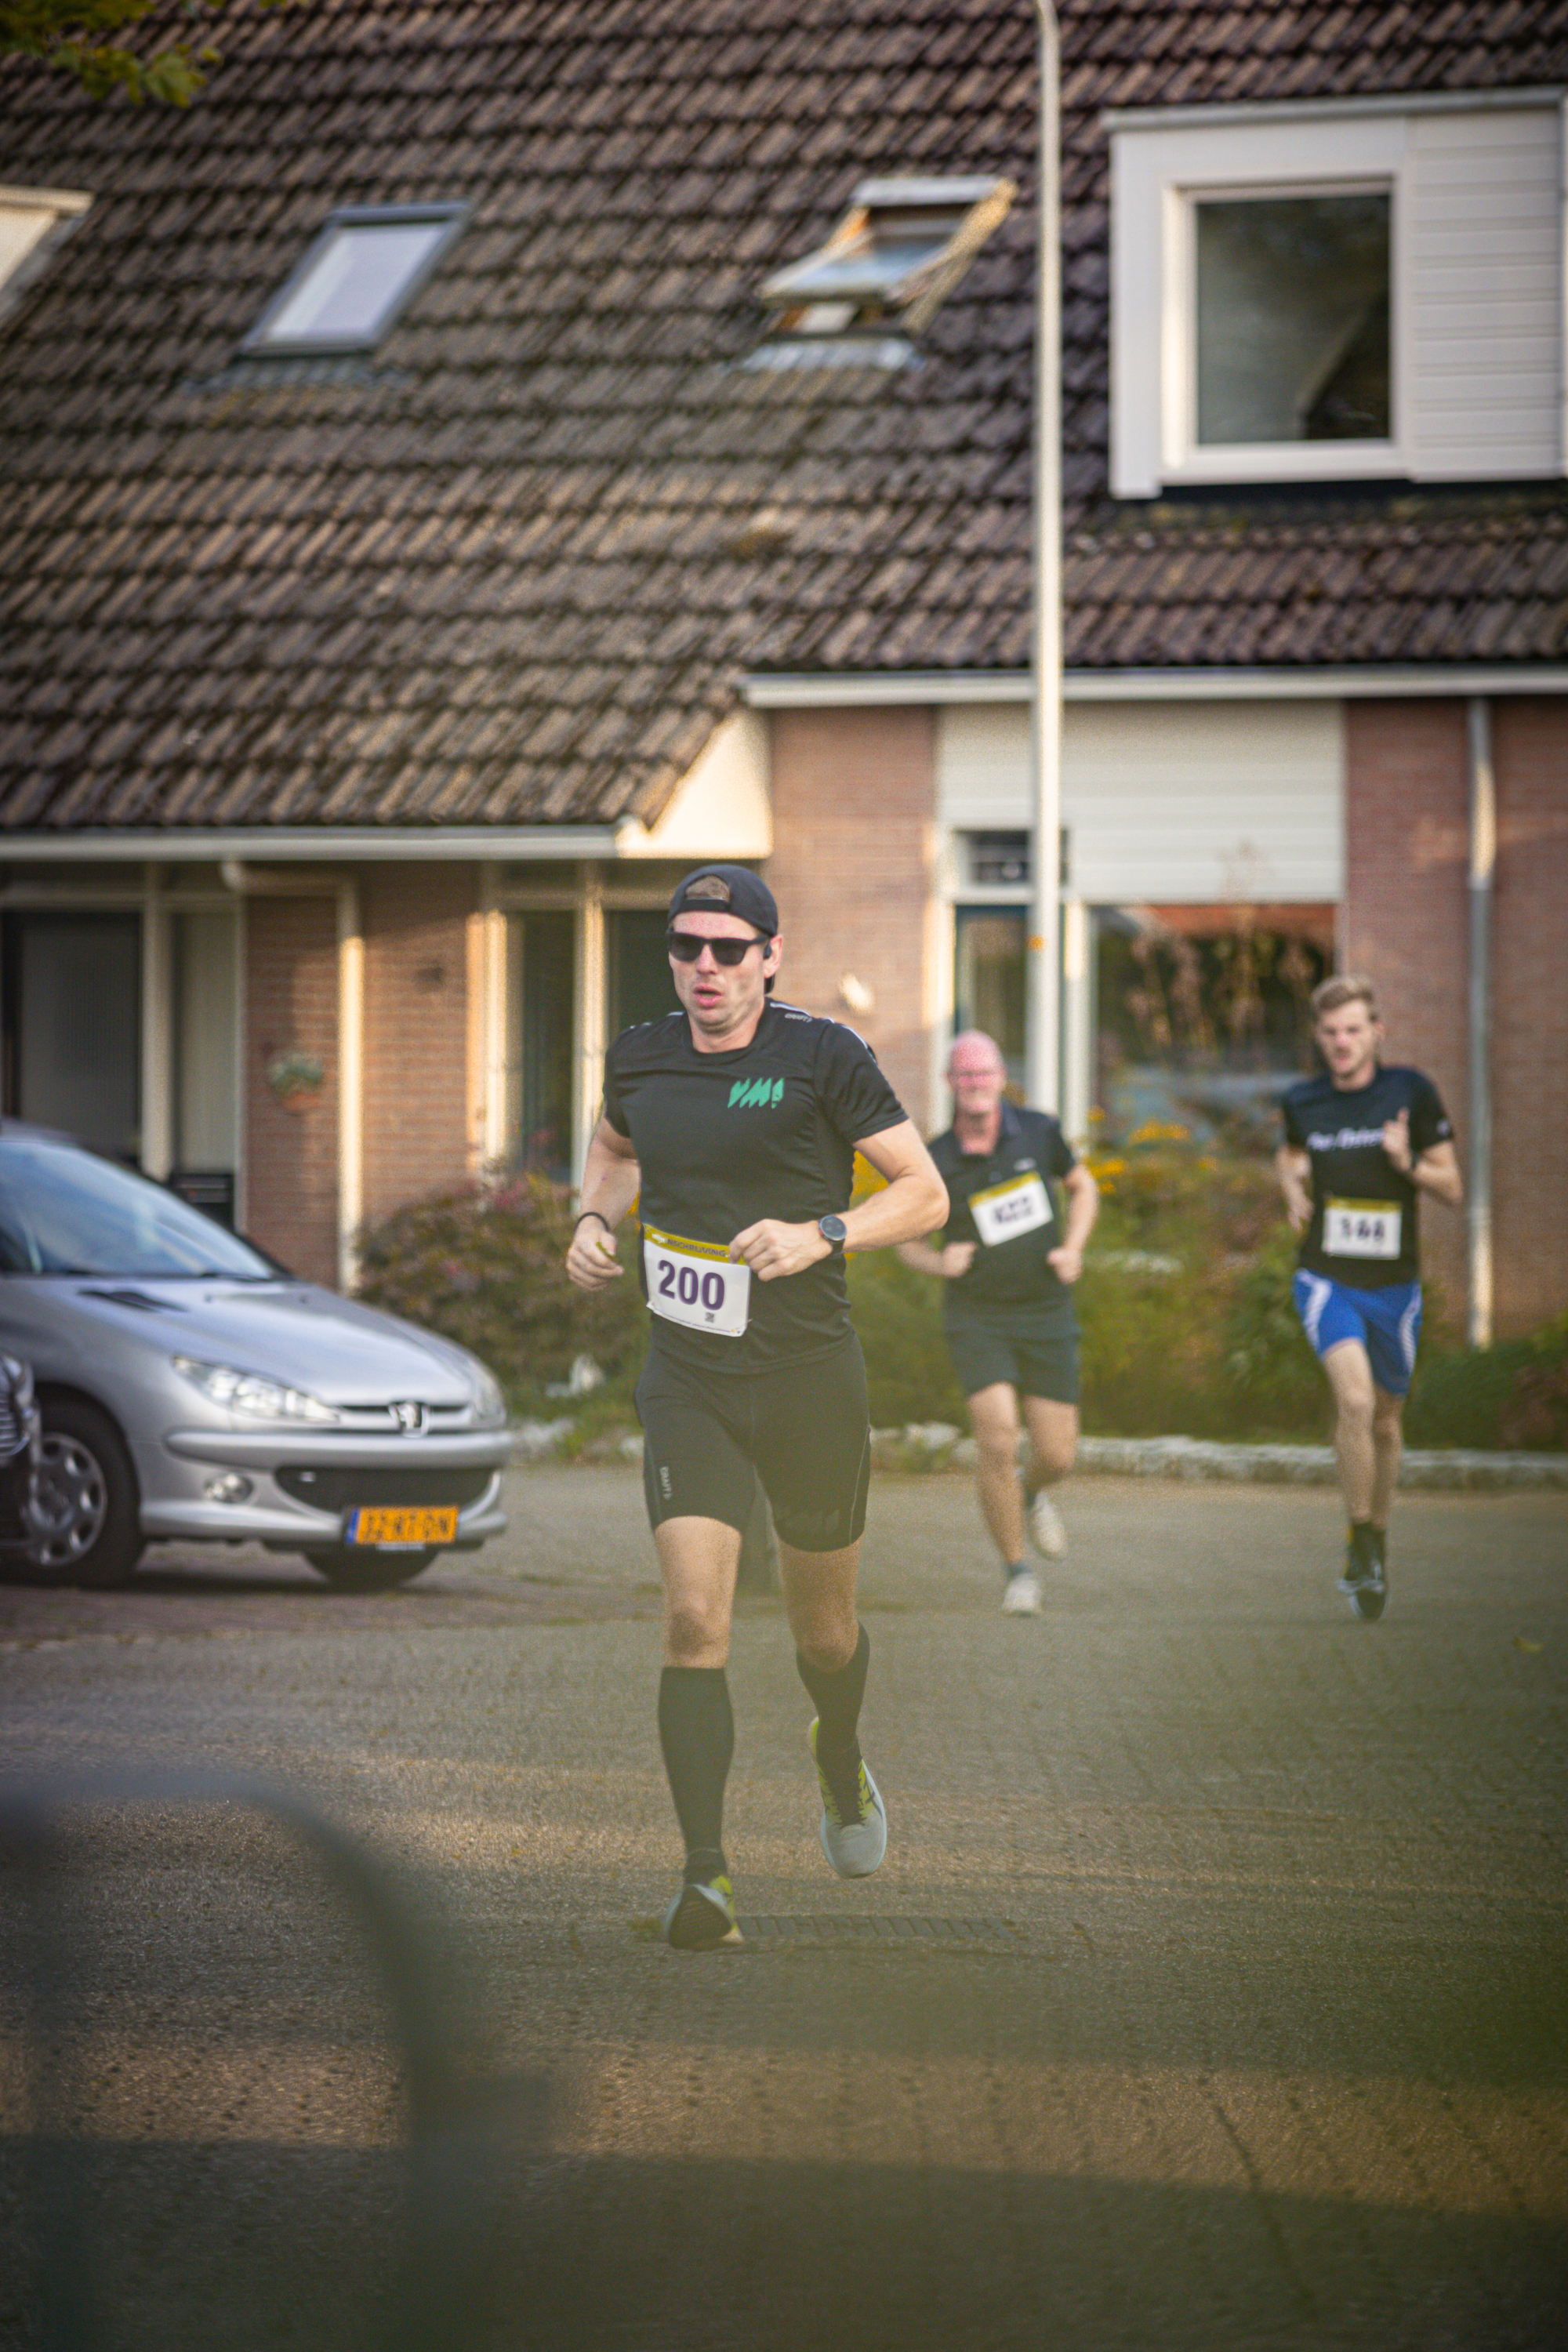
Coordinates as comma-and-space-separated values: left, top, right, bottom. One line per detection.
1337, 1548, 1388, 1623
661, 1872, 742, 1950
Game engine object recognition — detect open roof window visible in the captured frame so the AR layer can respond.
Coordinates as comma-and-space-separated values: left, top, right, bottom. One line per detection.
241, 203, 468, 356
0, 184, 92, 327
750, 176, 1014, 369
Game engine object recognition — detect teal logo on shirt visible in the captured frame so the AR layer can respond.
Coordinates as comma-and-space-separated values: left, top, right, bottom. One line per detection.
728, 1076, 784, 1109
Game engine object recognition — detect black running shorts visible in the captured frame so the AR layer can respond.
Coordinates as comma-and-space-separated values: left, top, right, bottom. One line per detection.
635, 1334, 871, 1554
942, 1311, 1080, 1406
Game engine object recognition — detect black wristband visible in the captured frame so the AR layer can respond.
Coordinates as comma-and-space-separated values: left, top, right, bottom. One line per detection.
574, 1210, 614, 1234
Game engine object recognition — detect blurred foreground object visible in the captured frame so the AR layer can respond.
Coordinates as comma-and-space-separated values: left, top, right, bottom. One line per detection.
0, 1769, 542, 2351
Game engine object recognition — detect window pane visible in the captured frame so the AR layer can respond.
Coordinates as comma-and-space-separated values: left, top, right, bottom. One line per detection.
953, 907, 1026, 1093
261, 220, 448, 345
608, 909, 678, 1039
1196, 193, 1390, 445
173, 909, 238, 1172
515, 913, 574, 1182
1095, 913, 1331, 1142
4, 913, 140, 1162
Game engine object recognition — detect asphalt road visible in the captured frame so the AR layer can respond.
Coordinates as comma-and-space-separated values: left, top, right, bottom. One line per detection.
1, 1466, 1565, 2352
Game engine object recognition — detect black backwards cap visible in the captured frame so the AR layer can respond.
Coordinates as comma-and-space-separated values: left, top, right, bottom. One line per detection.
667, 865, 779, 937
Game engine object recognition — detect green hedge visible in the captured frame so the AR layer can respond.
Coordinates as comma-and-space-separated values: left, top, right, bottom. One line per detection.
354, 1174, 647, 1414
354, 1154, 1567, 1450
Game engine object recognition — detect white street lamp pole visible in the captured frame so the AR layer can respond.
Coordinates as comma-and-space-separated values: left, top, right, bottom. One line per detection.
1025, 1, 1062, 1113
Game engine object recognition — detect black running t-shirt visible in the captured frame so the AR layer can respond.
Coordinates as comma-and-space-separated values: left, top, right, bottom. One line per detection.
928, 1103, 1079, 1330
1281, 1064, 1452, 1288
601, 1001, 907, 1370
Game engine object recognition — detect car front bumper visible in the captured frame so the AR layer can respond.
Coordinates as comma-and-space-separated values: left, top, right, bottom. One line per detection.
135, 1428, 511, 1550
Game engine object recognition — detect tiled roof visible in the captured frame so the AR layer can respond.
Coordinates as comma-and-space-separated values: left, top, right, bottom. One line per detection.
1, 2, 1565, 836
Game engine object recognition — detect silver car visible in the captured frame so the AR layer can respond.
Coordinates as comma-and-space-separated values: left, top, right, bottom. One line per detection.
0, 1127, 510, 1591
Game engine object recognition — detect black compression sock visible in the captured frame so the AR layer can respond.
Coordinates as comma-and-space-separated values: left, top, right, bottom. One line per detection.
658, 1667, 733, 1871
797, 1624, 870, 1764
1348, 1519, 1375, 1563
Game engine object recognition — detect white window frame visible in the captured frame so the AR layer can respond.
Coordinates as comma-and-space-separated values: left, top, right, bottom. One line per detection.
1112, 111, 1410, 495
1169, 175, 1400, 482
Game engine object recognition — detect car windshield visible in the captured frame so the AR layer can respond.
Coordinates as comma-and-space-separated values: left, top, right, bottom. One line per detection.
0, 1136, 276, 1279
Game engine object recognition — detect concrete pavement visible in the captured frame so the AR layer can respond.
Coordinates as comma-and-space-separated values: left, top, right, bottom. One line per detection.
0, 1466, 1564, 2350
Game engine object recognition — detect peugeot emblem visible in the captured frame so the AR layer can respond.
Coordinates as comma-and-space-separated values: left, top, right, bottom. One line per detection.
391, 1400, 425, 1432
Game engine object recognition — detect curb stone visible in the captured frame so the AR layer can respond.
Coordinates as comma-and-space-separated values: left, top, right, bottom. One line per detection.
514, 1421, 1566, 1490
1073, 1436, 1568, 1490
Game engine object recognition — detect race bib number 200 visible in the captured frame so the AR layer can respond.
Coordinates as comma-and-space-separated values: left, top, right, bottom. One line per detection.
643, 1225, 751, 1337
969, 1171, 1054, 1249
1323, 1198, 1403, 1261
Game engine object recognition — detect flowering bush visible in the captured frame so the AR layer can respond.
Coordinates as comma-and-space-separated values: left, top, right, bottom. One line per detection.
354, 1173, 646, 1411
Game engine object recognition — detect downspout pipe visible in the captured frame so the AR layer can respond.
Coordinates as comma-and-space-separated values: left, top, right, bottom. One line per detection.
1466, 696, 1494, 1348
1025, 1, 1062, 1113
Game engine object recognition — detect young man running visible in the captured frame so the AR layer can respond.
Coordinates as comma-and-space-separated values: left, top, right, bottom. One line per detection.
566, 865, 948, 1949
1277, 975, 1462, 1621
898, 1030, 1098, 1616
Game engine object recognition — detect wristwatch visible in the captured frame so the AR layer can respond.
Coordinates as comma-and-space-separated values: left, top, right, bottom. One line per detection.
818, 1214, 848, 1257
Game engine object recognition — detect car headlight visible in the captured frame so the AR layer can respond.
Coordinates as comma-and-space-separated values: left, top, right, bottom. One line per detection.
172, 1356, 339, 1424
470, 1366, 506, 1427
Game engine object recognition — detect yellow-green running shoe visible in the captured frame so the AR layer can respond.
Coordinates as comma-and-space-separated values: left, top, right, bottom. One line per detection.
808, 1719, 887, 1878
661, 1872, 742, 1950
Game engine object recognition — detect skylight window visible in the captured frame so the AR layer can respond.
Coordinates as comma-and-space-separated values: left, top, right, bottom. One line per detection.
0, 183, 92, 327
242, 203, 468, 356
750, 176, 1014, 368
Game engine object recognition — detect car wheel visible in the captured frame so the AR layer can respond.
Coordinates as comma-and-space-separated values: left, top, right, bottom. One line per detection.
29, 1399, 143, 1589
303, 1546, 438, 1593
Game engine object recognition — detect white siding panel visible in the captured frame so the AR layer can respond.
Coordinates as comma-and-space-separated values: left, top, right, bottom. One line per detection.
1409, 108, 1563, 478
938, 701, 1344, 903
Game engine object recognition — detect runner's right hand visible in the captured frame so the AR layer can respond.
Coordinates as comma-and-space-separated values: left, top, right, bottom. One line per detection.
567, 1221, 623, 1291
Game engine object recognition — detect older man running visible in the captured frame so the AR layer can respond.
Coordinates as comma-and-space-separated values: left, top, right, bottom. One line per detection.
898, 1030, 1098, 1613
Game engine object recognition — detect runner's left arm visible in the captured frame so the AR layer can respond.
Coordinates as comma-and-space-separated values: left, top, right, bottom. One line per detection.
1382, 1112, 1464, 1207
1047, 1160, 1100, 1283
1382, 1080, 1464, 1210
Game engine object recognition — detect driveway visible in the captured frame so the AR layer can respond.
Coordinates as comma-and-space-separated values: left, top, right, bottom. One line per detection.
1, 1467, 1564, 2350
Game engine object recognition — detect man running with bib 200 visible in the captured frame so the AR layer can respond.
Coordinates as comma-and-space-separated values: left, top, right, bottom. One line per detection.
566, 866, 948, 1948
1277, 975, 1462, 1621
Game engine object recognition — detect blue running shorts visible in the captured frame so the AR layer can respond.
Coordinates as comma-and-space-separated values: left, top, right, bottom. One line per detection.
1292, 1270, 1423, 1398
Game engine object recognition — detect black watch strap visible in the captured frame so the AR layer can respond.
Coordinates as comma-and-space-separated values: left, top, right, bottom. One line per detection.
818, 1214, 848, 1256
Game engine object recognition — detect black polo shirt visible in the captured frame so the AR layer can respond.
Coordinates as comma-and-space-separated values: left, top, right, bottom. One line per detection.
928, 1103, 1078, 1330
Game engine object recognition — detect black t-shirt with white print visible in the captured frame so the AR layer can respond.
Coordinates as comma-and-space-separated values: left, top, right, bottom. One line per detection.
601, 1000, 907, 1372
1281, 1063, 1453, 1289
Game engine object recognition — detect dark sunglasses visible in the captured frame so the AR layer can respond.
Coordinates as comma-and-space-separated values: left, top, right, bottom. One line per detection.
666, 928, 770, 967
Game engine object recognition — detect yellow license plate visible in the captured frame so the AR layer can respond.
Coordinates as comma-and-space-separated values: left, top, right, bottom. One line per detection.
347, 1505, 459, 1547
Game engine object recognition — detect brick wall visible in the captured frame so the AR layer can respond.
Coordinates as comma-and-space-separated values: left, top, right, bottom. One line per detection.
244, 895, 339, 1287
1493, 699, 1568, 1334
1343, 700, 1469, 1323
766, 707, 938, 1126
361, 864, 476, 1224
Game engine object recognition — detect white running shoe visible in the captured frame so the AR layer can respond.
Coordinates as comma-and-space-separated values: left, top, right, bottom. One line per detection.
1028, 1490, 1066, 1558
1001, 1567, 1041, 1614
808, 1719, 887, 1878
